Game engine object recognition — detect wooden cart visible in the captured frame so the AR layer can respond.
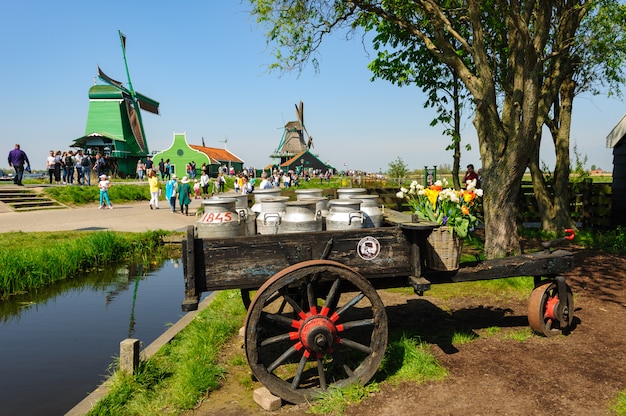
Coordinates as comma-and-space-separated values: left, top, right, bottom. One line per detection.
180, 214, 575, 404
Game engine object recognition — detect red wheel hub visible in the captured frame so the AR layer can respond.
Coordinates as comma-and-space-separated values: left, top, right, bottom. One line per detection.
299, 316, 337, 353
544, 295, 560, 320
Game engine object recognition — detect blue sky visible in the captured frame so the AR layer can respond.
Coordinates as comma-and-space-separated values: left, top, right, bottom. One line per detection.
1, 1, 623, 172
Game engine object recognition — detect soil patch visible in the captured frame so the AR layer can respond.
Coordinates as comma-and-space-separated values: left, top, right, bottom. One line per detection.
186, 248, 626, 415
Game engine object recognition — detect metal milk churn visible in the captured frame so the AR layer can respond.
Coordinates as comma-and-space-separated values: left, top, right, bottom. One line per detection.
196, 198, 245, 238
298, 196, 329, 228
296, 188, 328, 226
256, 196, 289, 235
295, 188, 324, 199
325, 199, 365, 231
215, 194, 256, 236
336, 187, 367, 199
280, 200, 323, 234
352, 194, 383, 228
251, 188, 282, 214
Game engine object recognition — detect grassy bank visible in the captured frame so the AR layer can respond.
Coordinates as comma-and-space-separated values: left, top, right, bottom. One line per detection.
87, 290, 247, 416
0, 230, 171, 298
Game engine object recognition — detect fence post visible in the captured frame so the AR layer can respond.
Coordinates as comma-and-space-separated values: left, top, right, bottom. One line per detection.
120, 338, 140, 374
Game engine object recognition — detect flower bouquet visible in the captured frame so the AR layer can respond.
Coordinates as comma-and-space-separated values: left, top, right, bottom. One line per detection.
396, 178, 483, 239
397, 178, 483, 271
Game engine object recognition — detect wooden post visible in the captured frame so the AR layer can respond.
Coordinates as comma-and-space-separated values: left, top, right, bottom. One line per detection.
120, 338, 140, 374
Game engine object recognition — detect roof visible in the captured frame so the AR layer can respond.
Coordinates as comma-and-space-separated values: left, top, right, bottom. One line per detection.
607, 113, 626, 148
189, 145, 244, 165
279, 149, 334, 170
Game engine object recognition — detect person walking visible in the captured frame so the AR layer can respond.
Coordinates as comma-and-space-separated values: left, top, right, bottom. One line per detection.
64, 151, 75, 185
80, 152, 91, 185
93, 153, 106, 178
98, 174, 113, 209
53, 150, 63, 185
148, 170, 160, 209
165, 174, 178, 213
7, 144, 30, 186
46, 150, 55, 184
200, 170, 210, 196
178, 176, 192, 216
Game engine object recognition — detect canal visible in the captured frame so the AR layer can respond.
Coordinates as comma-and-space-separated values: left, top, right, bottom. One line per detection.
0, 258, 208, 415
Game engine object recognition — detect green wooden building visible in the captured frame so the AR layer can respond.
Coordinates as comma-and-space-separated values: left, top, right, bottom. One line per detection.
153, 132, 244, 178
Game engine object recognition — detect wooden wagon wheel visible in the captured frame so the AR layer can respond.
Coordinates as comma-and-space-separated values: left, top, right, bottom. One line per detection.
528, 280, 574, 337
244, 259, 388, 404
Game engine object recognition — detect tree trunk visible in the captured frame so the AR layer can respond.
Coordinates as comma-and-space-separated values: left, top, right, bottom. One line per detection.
474, 112, 527, 258
529, 134, 556, 231
529, 78, 576, 232
451, 79, 462, 190
552, 79, 576, 230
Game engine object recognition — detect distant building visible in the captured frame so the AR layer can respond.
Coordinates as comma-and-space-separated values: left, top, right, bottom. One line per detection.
274, 149, 335, 174
153, 133, 243, 177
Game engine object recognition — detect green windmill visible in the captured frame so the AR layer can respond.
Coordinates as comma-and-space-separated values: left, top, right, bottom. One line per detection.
72, 30, 159, 178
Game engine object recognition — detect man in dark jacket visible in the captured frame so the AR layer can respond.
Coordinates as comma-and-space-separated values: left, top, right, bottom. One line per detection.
7, 144, 30, 186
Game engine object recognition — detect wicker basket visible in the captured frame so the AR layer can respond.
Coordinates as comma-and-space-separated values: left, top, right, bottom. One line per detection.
425, 227, 463, 271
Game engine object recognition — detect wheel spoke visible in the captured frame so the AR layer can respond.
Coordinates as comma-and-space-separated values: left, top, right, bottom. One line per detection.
339, 318, 374, 331
291, 353, 309, 389
268, 345, 299, 373
339, 337, 372, 354
260, 332, 296, 347
332, 352, 354, 378
282, 292, 304, 316
316, 356, 327, 390
324, 278, 342, 312
307, 281, 317, 313
261, 311, 296, 329
335, 292, 365, 318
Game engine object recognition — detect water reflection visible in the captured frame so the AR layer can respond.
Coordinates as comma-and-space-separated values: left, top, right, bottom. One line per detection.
0, 257, 195, 416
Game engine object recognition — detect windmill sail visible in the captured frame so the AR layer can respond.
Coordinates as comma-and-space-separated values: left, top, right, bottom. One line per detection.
125, 101, 146, 153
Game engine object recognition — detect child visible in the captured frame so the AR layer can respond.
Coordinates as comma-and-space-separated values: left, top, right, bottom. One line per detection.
98, 174, 113, 209
193, 179, 201, 199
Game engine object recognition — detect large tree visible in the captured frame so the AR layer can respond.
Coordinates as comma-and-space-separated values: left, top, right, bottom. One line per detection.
528, 2, 626, 231
249, 0, 620, 258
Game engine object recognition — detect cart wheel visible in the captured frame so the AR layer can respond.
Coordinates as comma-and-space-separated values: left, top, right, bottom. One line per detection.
528, 280, 574, 336
244, 260, 388, 404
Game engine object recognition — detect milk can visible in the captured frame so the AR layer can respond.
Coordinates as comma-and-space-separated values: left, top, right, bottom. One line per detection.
336, 187, 367, 199
325, 199, 364, 231
295, 188, 324, 200
256, 196, 289, 235
251, 188, 282, 213
352, 194, 383, 228
299, 197, 330, 229
280, 200, 322, 234
196, 198, 245, 238
214, 194, 256, 236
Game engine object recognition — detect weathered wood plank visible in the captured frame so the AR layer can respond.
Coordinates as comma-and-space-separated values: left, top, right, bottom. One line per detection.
194, 227, 415, 291
424, 249, 575, 283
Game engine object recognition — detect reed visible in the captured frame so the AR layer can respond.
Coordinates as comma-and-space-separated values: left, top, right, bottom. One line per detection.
0, 230, 169, 298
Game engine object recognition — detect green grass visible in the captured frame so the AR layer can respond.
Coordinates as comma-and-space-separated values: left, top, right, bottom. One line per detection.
0, 230, 172, 298
43, 183, 151, 206
308, 383, 381, 415
381, 334, 448, 384
87, 290, 247, 416
612, 389, 626, 415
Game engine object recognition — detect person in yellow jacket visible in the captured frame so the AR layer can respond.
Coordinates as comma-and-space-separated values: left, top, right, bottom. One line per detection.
148, 170, 160, 209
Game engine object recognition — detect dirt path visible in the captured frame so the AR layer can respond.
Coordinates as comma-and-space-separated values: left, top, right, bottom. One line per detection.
186, 249, 626, 415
